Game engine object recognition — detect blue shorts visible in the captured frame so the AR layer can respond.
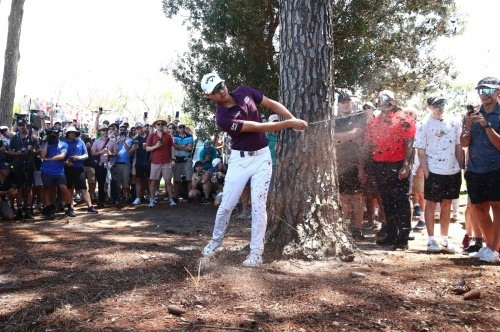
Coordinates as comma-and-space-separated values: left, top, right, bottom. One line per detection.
42, 174, 67, 189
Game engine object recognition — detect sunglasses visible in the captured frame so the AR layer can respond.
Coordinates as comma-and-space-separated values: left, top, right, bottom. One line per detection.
431, 101, 446, 108
100, 129, 108, 132
178, 125, 186, 129
477, 88, 497, 95
211, 82, 225, 94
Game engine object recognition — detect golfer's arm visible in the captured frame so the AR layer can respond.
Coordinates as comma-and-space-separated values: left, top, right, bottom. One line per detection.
241, 120, 290, 133
260, 96, 295, 120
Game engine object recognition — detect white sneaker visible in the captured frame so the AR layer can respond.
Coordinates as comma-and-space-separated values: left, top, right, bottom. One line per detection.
408, 230, 415, 240
132, 198, 141, 205
440, 239, 457, 254
202, 240, 222, 257
148, 198, 155, 208
242, 253, 263, 267
427, 239, 440, 253
469, 246, 488, 259
169, 199, 177, 207
479, 249, 499, 263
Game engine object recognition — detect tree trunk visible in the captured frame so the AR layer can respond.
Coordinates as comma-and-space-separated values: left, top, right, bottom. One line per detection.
266, 0, 354, 259
0, 0, 26, 125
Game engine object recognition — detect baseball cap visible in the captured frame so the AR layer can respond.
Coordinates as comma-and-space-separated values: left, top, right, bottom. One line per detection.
135, 122, 144, 128
17, 119, 27, 126
200, 72, 224, 94
0, 126, 9, 131
65, 126, 80, 137
426, 94, 446, 105
337, 92, 352, 103
475, 77, 500, 90
203, 142, 212, 151
268, 114, 280, 122
212, 158, 222, 168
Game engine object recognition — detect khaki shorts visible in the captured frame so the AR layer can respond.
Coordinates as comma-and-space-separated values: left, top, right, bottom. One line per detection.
83, 166, 96, 184
150, 163, 173, 181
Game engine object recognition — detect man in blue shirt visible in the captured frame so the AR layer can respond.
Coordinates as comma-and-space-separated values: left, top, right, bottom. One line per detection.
115, 128, 133, 204
64, 127, 98, 214
173, 123, 194, 198
131, 123, 149, 205
199, 142, 218, 171
40, 127, 74, 220
461, 77, 500, 263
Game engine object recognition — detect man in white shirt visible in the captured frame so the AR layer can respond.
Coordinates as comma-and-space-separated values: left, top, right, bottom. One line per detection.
414, 95, 463, 253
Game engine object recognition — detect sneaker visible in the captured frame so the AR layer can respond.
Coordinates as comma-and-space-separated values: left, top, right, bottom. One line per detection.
201, 197, 210, 205
427, 240, 441, 253
462, 243, 483, 255
413, 205, 421, 217
469, 246, 488, 259
376, 236, 397, 246
202, 240, 222, 257
479, 249, 499, 263
414, 220, 426, 230
440, 239, 457, 254
242, 252, 263, 267
132, 198, 141, 205
352, 229, 365, 241
169, 198, 177, 207
408, 229, 415, 241
24, 210, 34, 220
451, 214, 459, 223
148, 198, 156, 208
87, 206, 99, 214
376, 224, 387, 237
65, 208, 76, 217
362, 220, 376, 230
15, 209, 23, 221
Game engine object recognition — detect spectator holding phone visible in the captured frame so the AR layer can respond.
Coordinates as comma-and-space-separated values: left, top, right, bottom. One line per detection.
461, 77, 500, 263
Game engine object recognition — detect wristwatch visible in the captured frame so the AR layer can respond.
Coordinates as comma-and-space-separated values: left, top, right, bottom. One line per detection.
483, 122, 491, 129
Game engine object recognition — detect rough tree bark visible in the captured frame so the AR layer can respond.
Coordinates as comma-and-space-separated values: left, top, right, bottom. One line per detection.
266, 0, 354, 259
0, 0, 26, 125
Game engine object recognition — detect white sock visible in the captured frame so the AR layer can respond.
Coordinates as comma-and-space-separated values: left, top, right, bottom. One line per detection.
428, 236, 435, 242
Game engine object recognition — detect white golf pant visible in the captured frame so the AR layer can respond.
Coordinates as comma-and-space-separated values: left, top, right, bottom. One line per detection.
210, 146, 272, 255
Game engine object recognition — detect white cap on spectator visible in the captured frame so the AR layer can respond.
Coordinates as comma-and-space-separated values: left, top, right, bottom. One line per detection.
268, 114, 280, 122
0, 126, 8, 131
212, 158, 222, 168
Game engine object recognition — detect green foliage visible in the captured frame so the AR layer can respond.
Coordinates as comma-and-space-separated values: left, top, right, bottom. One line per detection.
162, 0, 462, 138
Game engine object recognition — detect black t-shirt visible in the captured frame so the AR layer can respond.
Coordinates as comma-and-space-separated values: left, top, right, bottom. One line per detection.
334, 112, 367, 173
134, 134, 149, 165
9, 133, 39, 169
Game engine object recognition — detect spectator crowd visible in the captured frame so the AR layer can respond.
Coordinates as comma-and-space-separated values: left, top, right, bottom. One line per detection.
0, 76, 498, 264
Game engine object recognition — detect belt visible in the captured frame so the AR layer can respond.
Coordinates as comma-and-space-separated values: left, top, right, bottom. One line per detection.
233, 147, 267, 157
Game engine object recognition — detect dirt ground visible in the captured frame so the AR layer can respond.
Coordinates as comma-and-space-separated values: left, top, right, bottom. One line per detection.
0, 197, 499, 332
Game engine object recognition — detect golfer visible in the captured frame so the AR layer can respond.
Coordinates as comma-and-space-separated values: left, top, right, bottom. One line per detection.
200, 72, 308, 266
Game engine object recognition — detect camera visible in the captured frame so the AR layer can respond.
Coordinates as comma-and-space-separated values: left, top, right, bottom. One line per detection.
466, 105, 476, 115
158, 138, 163, 144
180, 174, 187, 181
133, 140, 139, 146
20, 147, 26, 154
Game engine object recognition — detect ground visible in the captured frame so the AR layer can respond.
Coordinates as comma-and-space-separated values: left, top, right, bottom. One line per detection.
0, 198, 499, 332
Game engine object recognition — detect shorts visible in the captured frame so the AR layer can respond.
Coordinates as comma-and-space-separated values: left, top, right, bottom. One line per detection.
338, 167, 362, 195
150, 163, 173, 181
173, 158, 194, 181
13, 167, 34, 188
83, 166, 96, 184
362, 172, 379, 198
0, 200, 13, 220
465, 169, 500, 204
135, 162, 150, 179
34, 170, 42, 187
42, 173, 67, 189
115, 163, 131, 188
424, 171, 462, 202
412, 174, 424, 194
65, 167, 87, 190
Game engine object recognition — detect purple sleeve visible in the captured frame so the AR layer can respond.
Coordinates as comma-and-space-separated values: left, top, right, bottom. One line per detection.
216, 112, 244, 136
244, 86, 264, 104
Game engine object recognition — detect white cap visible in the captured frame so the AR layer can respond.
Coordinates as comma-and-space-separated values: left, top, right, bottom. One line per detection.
0, 126, 8, 131
212, 157, 222, 168
378, 90, 395, 100
201, 72, 224, 94
268, 114, 280, 122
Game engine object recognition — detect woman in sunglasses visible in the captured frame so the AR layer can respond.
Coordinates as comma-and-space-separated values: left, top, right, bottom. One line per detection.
199, 72, 308, 267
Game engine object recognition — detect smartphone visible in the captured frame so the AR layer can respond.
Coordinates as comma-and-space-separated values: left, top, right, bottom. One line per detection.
144, 112, 148, 119
466, 105, 474, 115
175, 111, 179, 120
98, 107, 103, 114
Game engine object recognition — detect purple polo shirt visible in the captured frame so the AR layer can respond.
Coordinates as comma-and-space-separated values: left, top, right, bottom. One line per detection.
215, 86, 268, 151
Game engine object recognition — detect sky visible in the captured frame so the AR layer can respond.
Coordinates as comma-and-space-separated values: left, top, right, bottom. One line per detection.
0, 0, 498, 113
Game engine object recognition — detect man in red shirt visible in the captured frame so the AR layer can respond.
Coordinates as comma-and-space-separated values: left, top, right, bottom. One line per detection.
361, 90, 416, 250
146, 119, 176, 208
